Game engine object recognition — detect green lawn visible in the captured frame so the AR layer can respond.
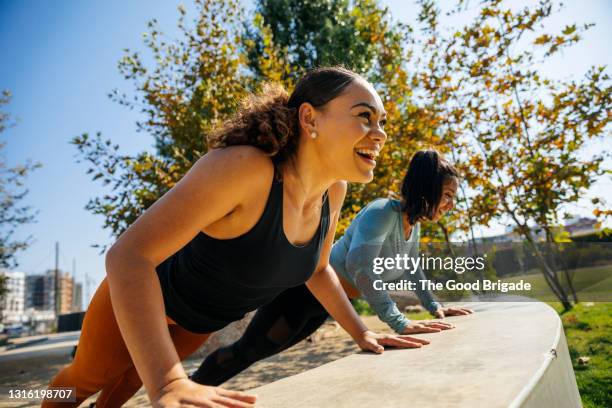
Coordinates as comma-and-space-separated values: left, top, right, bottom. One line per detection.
549, 302, 611, 408
501, 264, 612, 302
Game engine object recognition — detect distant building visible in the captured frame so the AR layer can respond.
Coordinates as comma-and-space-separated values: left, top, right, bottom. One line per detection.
26, 269, 82, 314
57, 271, 74, 315
72, 282, 83, 312
476, 217, 601, 245
0, 270, 26, 324
25, 271, 55, 311
565, 217, 600, 237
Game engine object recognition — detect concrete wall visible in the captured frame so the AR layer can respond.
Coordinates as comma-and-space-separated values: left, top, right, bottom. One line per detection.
248, 301, 581, 408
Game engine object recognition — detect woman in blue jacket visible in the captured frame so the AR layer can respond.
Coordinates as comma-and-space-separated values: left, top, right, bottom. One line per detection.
191, 149, 473, 385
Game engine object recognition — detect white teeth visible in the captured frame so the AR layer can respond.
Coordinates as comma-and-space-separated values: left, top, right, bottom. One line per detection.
355, 148, 379, 157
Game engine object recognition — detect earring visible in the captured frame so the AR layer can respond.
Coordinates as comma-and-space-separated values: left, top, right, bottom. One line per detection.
310, 131, 318, 139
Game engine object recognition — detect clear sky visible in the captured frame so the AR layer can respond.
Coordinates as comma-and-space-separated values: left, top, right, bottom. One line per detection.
2, 0, 610, 305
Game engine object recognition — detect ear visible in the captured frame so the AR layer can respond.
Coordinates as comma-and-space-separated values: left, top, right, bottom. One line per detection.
297, 102, 318, 135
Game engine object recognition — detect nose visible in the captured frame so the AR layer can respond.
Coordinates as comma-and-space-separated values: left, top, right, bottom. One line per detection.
370, 127, 387, 144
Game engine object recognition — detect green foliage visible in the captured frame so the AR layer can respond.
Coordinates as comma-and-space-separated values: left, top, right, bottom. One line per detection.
419, 0, 610, 233
351, 298, 374, 316
242, 0, 434, 239
0, 91, 41, 269
73, 0, 438, 245
414, 0, 611, 309
73, 0, 251, 242
243, 0, 401, 80
73, 0, 610, 279
0, 90, 40, 317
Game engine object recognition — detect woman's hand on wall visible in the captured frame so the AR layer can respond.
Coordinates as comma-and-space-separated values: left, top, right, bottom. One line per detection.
153, 378, 257, 408
401, 320, 454, 334
356, 330, 430, 354
433, 307, 474, 318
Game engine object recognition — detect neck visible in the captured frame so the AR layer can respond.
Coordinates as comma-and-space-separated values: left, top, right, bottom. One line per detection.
402, 213, 413, 240
280, 145, 337, 207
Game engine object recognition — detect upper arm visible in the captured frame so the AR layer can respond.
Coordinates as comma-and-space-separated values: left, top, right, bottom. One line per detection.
345, 200, 396, 271
348, 200, 396, 250
107, 146, 274, 267
313, 180, 347, 273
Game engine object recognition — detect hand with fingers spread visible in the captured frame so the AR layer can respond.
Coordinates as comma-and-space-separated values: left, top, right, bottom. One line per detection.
154, 378, 257, 408
433, 307, 474, 319
401, 319, 454, 335
356, 330, 430, 354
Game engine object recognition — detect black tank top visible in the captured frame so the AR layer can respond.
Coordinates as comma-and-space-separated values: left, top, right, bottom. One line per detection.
156, 171, 331, 333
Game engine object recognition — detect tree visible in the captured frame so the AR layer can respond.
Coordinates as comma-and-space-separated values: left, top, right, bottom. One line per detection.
73, 0, 250, 243
0, 91, 41, 310
243, 0, 384, 81
243, 0, 446, 237
0, 91, 41, 268
74, 0, 441, 244
415, 0, 611, 310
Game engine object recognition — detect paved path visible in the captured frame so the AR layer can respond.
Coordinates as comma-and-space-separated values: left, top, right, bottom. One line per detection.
0, 332, 79, 363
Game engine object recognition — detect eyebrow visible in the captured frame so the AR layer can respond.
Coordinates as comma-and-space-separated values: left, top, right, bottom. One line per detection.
351, 102, 387, 117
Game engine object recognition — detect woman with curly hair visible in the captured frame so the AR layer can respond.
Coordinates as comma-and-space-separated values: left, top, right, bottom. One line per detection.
190, 149, 473, 387
43, 67, 429, 408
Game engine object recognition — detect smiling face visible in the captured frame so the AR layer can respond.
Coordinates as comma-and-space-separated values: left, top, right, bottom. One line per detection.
303, 79, 387, 183
431, 177, 458, 222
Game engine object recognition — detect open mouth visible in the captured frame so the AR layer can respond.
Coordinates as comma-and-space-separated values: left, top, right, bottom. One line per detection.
355, 148, 379, 166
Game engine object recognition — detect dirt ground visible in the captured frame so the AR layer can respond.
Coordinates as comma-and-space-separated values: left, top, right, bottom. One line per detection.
0, 316, 390, 407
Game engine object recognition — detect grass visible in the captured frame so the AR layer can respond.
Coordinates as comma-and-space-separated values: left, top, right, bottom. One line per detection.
549, 302, 611, 408
500, 264, 612, 302
352, 299, 431, 320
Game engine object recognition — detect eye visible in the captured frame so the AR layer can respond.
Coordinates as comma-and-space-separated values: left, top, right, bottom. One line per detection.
379, 119, 387, 128
358, 111, 372, 123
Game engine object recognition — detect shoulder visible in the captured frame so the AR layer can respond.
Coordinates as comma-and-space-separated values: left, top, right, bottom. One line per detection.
107, 148, 274, 264
190, 146, 274, 190
199, 146, 274, 175
353, 198, 400, 234
362, 198, 400, 218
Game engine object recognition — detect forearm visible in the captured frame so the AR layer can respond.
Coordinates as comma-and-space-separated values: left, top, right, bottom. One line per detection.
306, 264, 368, 341
352, 272, 411, 333
408, 268, 441, 313
369, 298, 412, 333
105, 252, 185, 400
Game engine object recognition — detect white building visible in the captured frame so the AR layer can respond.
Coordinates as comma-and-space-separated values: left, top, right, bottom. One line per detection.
0, 270, 26, 324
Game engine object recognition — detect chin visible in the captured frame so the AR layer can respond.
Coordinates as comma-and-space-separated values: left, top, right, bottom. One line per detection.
362, 171, 375, 183
347, 163, 375, 183
347, 169, 374, 184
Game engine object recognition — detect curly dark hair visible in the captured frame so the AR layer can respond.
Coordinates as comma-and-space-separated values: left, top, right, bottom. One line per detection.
208, 66, 363, 166
401, 149, 460, 225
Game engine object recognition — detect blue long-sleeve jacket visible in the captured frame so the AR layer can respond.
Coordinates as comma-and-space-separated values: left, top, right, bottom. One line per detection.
330, 198, 441, 333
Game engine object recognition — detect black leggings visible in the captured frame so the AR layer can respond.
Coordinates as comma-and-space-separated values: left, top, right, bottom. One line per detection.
190, 284, 330, 385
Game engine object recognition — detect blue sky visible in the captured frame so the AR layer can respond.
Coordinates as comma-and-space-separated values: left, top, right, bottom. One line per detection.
2, 0, 610, 305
